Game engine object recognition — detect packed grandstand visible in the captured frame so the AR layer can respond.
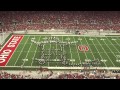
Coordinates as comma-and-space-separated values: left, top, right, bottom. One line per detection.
0, 11, 120, 79
0, 11, 120, 31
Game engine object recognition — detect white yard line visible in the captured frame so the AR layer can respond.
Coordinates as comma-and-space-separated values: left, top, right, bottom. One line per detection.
67, 36, 73, 59
14, 36, 30, 66
91, 38, 107, 67
55, 37, 58, 67
48, 37, 52, 67
73, 36, 81, 66
5, 36, 24, 66
84, 37, 96, 60
79, 37, 88, 60
106, 37, 120, 53
112, 37, 120, 57
95, 37, 115, 66
31, 36, 41, 66
56, 37, 57, 60
100, 37, 118, 62
22, 36, 35, 66
61, 36, 66, 66
114, 37, 120, 48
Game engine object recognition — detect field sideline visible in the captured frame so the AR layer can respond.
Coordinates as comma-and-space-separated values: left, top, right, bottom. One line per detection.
1, 34, 120, 69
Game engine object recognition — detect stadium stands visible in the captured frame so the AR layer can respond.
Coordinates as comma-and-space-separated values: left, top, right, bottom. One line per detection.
1, 11, 120, 79
0, 69, 120, 79
1, 11, 120, 31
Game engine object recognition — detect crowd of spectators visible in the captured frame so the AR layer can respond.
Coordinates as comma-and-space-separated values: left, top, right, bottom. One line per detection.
0, 11, 120, 32
56, 70, 120, 79
0, 68, 120, 79
0, 11, 120, 79
0, 71, 31, 79
0, 68, 53, 79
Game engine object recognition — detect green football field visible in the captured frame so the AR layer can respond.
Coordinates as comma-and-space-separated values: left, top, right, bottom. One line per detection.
6, 35, 120, 69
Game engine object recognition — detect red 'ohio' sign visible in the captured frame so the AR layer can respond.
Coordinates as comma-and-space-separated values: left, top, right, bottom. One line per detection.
0, 35, 23, 66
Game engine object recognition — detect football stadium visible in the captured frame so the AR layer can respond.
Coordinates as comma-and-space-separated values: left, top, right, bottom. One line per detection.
0, 11, 120, 79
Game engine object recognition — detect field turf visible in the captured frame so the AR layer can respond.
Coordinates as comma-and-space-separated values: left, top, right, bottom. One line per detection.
4, 35, 120, 68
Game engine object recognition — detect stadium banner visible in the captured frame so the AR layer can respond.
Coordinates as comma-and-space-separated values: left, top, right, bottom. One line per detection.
0, 35, 23, 66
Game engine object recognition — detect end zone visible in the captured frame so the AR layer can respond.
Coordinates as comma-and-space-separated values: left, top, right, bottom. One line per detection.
0, 35, 24, 66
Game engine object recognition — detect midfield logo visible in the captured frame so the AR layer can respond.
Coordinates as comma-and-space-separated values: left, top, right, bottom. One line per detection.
78, 45, 89, 52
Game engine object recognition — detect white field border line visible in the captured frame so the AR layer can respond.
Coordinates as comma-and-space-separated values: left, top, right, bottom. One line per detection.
84, 37, 96, 60
0, 35, 14, 51
22, 36, 35, 66
106, 37, 120, 55
101, 37, 118, 65
91, 37, 107, 67
31, 36, 41, 66
14, 36, 30, 66
67, 36, 73, 59
73, 36, 81, 66
3, 66, 120, 70
79, 37, 88, 60
95, 37, 115, 66
24, 34, 120, 37
5, 35, 24, 66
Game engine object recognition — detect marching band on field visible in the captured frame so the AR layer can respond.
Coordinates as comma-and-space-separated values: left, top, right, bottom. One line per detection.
31, 36, 71, 65
31, 36, 101, 67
